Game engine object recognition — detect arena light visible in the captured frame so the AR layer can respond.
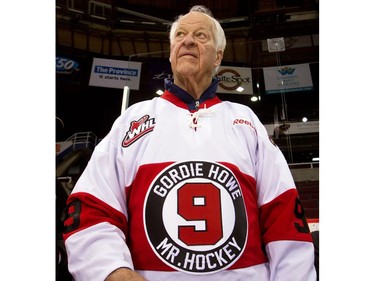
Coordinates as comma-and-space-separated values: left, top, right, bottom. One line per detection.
120, 19, 135, 24
156, 89, 164, 95
68, 8, 84, 14
236, 86, 244, 92
91, 15, 106, 20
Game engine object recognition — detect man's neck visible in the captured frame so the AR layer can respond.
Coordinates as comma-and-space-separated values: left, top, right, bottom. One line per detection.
174, 75, 212, 100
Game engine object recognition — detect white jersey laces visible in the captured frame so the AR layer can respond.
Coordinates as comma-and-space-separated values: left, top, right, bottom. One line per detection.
188, 105, 214, 129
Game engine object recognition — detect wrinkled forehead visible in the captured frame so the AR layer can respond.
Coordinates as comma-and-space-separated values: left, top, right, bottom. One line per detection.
177, 11, 215, 33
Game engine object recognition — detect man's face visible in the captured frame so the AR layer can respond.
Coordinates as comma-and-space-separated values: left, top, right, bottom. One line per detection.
169, 12, 223, 80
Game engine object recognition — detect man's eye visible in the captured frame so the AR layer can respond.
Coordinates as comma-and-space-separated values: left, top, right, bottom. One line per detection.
196, 32, 207, 39
176, 32, 185, 38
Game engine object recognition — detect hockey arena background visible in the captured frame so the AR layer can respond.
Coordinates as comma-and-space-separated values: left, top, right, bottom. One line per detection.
56, 1, 319, 280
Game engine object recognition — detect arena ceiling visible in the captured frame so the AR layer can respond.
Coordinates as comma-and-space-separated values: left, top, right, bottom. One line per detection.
56, 0, 319, 164
56, 0, 318, 65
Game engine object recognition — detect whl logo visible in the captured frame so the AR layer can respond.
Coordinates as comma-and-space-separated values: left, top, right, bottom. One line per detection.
122, 115, 156, 147
278, 66, 295, 75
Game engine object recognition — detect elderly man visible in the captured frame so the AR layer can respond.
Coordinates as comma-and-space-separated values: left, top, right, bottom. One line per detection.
63, 5, 317, 281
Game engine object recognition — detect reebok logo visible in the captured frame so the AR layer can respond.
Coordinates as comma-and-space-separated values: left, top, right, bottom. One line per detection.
233, 118, 257, 134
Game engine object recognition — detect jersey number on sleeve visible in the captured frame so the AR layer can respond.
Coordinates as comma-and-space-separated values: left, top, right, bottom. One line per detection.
63, 199, 81, 234
294, 198, 310, 233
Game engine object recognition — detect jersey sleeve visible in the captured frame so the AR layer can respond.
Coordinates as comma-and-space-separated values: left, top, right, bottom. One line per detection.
63, 118, 134, 281
252, 115, 317, 281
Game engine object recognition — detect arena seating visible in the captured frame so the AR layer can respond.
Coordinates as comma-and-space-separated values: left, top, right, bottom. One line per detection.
295, 180, 319, 219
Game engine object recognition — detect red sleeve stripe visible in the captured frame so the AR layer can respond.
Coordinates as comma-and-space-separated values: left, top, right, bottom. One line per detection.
259, 189, 313, 244
63, 192, 128, 240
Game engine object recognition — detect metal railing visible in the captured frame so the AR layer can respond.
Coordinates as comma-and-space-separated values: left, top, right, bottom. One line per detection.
65, 132, 98, 151
289, 162, 319, 169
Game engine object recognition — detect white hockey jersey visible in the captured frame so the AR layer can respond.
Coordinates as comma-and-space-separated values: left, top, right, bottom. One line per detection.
63, 79, 316, 281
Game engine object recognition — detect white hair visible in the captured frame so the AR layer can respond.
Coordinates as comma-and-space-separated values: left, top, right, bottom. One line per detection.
169, 5, 226, 75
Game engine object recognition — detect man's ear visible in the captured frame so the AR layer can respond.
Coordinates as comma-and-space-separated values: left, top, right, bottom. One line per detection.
214, 50, 224, 67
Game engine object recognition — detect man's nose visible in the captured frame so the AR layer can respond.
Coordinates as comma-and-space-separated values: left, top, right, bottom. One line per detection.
182, 33, 196, 46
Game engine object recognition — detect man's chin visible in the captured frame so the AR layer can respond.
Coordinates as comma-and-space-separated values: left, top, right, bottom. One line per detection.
175, 66, 198, 77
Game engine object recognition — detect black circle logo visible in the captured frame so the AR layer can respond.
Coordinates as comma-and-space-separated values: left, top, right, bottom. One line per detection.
144, 161, 248, 274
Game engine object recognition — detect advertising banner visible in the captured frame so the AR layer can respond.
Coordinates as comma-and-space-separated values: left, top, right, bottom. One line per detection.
56, 55, 88, 84
56, 56, 80, 75
216, 66, 253, 95
89, 58, 142, 90
264, 121, 319, 136
263, 63, 313, 94
56, 141, 73, 156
